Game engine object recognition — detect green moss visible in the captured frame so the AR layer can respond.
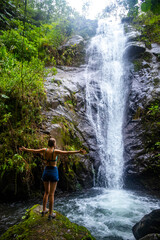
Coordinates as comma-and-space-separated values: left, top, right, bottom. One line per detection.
133, 59, 143, 72
143, 52, 152, 62
154, 78, 160, 86
140, 100, 160, 168
51, 116, 84, 150
51, 115, 66, 124
0, 205, 95, 240
133, 106, 143, 120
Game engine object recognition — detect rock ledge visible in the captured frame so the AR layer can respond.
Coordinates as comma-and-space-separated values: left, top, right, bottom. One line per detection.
0, 205, 95, 240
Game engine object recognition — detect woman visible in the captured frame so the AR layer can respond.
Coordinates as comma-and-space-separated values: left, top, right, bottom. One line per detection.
20, 138, 86, 220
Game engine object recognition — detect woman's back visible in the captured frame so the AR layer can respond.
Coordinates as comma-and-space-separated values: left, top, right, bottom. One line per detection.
44, 148, 58, 167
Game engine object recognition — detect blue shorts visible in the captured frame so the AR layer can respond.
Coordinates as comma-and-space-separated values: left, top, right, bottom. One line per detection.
42, 166, 59, 182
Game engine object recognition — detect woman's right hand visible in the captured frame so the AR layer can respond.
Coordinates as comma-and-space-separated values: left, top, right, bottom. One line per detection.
80, 149, 87, 154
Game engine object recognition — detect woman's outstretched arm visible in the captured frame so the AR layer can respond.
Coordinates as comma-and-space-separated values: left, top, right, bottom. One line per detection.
19, 146, 46, 153
55, 149, 86, 155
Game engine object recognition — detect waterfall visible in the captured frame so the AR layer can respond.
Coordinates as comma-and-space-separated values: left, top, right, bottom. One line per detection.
85, 17, 127, 189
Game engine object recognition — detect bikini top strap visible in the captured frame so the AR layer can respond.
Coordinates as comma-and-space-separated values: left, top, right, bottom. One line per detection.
52, 149, 54, 161
52, 149, 58, 161
44, 148, 47, 160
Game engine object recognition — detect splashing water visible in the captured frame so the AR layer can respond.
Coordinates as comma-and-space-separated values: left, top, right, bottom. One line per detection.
55, 188, 160, 240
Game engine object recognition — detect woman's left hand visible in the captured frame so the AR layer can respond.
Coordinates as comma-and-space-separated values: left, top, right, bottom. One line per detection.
19, 146, 26, 151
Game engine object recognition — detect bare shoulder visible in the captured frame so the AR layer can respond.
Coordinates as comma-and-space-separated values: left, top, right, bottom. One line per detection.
35, 148, 46, 153
54, 149, 62, 153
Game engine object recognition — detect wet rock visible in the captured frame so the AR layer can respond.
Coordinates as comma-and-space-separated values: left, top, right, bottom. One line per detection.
123, 42, 146, 60
126, 28, 142, 42
0, 205, 95, 240
121, 17, 134, 23
150, 43, 160, 55
132, 209, 160, 240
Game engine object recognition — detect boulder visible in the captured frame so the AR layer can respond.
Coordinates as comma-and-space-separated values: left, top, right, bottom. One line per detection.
59, 35, 85, 49
58, 35, 86, 66
0, 205, 95, 240
140, 233, 160, 240
132, 209, 160, 240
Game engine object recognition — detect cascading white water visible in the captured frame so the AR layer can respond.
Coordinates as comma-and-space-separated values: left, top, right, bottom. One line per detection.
85, 17, 127, 188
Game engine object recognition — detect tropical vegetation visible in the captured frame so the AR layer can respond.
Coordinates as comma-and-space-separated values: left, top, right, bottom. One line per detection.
0, 0, 96, 199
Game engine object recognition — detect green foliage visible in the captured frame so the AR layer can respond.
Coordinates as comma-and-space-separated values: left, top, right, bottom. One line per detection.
0, 43, 49, 192
132, 11, 160, 44
124, 0, 139, 17
141, 0, 160, 14
148, 102, 159, 116
1, 28, 38, 61
0, 0, 19, 29
0, 18, 73, 64
125, 0, 160, 15
38, 20, 73, 64
142, 101, 160, 156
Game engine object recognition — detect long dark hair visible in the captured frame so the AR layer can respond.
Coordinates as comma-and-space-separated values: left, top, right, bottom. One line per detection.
48, 138, 56, 148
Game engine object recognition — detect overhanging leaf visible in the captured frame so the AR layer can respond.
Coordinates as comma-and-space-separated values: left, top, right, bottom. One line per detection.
141, 1, 151, 12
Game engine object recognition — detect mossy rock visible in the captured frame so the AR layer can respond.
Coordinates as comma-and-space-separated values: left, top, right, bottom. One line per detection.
133, 59, 143, 72
0, 205, 95, 240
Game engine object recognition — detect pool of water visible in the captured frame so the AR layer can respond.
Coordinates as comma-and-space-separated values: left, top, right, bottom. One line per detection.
55, 188, 160, 240
0, 188, 160, 239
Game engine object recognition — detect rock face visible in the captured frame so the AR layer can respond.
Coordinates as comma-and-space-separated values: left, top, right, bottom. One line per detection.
42, 65, 97, 191
123, 23, 160, 191
132, 209, 160, 240
0, 205, 95, 240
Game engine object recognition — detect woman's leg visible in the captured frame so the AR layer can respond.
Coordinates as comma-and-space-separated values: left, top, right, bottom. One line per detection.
49, 181, 57, 215
43, 181, 50, 212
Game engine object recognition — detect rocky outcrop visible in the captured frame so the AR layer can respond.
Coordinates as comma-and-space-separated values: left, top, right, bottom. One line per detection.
124, 42, 146, 60
42, 66, 96, 191
123, 24, 160, 191
0, 205, 95, 240
57, 35, 86, 66
132, 209, 160, 240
